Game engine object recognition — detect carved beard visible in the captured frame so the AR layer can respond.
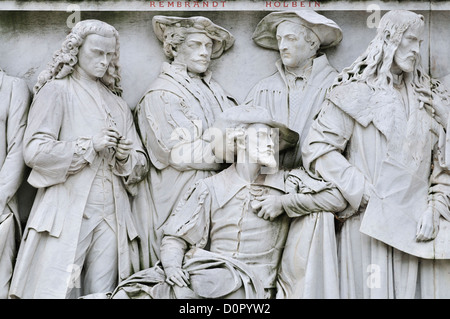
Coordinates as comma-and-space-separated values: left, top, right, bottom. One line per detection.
248, 146, 277, 168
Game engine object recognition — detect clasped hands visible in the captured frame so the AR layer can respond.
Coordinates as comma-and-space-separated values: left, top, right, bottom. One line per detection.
92, 127, 132, 161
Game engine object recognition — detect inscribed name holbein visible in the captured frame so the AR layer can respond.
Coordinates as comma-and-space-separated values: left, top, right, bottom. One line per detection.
265, 1, 321, 7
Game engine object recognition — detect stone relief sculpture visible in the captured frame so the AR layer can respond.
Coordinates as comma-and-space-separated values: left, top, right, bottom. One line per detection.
132, 15, 237, 269
8, 19, 149, 299
0, 69, 31, 299
0, 6, 449, 301
106, 106, 300, 299
303, 10, 450, 298
245, 11, 346, 298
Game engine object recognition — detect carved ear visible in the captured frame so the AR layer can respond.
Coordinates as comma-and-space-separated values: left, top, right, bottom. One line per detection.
311, 39, 320, 51
384, 29, 391, 42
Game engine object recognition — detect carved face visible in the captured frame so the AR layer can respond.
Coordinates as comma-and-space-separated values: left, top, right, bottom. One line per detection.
173, 32, 213, 74
276, 21, 318, 68
246, 123, 277, 168
77, 34, 117, 80
392, 24, 424, 74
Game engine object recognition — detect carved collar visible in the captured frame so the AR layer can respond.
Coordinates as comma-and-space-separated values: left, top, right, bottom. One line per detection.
276, 54, 329, 87
169, 61, 213, 83
392, 72, 404, 88
284, 59, 314, 82
213, 163, 286, 208
72, 67, 100, 85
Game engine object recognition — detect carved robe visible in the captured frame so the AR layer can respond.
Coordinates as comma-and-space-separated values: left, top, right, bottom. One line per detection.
0, 70, 30, 298
303, 73, 450, 298
133, 62, 237, 268
245, 54, 343, 298
111, 164, 290, 299
9, 73, 148, 299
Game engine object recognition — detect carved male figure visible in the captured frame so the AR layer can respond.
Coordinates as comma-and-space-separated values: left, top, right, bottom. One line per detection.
0, 68, 30, 298
109, 106, 296, 299
245, 10, 345, 298
303, 10, 450, 298
107, 106, 345, 299
133, 15, 237, 267
9, 19, 149, 299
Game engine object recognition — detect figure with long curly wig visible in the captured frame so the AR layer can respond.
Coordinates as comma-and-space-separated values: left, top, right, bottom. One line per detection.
9, 19, 149, 299
303, 10, 450, 298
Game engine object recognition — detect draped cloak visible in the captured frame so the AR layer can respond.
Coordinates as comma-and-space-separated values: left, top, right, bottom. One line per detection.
303, 74, 450, 298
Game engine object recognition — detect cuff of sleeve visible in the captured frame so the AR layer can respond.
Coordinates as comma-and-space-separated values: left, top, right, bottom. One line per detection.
281, 194, 309, 217
75, 137, 95, 164
429, 193, 450, 221
113, 151, 134, 177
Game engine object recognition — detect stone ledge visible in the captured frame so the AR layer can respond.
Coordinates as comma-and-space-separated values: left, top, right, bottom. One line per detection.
0, 0, 447, 12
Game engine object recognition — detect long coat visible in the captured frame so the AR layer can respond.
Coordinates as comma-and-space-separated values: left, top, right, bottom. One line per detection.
133, 62, 236, 268
9, 74, 149, 299
303, 74, 450, 298
245, 55, 342, 298
0, 70, 30, 298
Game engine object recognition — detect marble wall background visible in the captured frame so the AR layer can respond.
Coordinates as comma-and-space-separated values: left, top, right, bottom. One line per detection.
0, 0, 449, 225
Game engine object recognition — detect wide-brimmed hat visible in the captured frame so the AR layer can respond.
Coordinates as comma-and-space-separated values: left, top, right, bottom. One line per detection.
210, 106, 299, 163
152, 15, 235, 59
252, 10, 342, 50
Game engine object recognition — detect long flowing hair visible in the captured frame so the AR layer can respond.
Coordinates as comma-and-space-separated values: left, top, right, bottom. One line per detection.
34, 19, 123, 96
331, 10, 438, 96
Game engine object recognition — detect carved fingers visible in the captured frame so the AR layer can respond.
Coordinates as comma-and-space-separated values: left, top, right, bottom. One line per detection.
416, 207, 440, 242
93, 127, 122, 152
252, 195, 284, 221
165, 267, 190, 287
92, 127, 133, 161
115, 138, 133, 161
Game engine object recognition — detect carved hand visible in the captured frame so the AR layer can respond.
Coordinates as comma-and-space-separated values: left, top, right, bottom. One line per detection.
164, 266, 190, 287
252, 195, 284, 221
115, 137, 133, 161
92, 127, 121, 153
416, 206, 440, 242
417, 87, 449, 129
285, 175, 300, 194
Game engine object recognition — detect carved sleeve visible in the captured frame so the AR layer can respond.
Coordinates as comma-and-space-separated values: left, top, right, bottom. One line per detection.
111, 102, 149, 195
281, 168, 347, 217
428, 139, 450, 221
162, 180, 212, 248
138, 90, 221, 171
24, 82, 86, 188
0, 77, 30, 212
303, 100, 367, 210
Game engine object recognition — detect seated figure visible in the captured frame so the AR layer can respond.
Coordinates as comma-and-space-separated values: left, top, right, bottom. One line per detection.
99, 106, 345, 300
